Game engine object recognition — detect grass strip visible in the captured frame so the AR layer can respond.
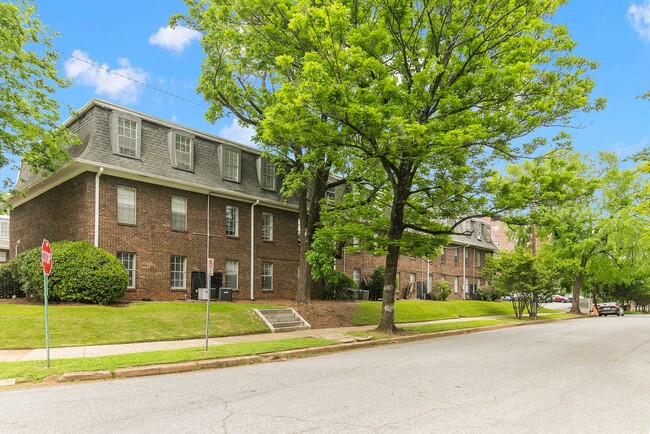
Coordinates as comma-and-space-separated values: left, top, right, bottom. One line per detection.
0, 338, 336, 383
0, 302, 282, 349
352, 300, 557, 326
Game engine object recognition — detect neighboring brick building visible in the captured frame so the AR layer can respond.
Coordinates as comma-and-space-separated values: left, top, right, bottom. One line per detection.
11, 99, 300, 301
337, 218, 498, 300
10, 99, 497, 302
483, 217, 516, 251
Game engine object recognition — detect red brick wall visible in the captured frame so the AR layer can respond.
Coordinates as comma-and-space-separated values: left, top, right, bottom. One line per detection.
336, 245, 492, 300
11, 172, 95, 255
96, 175, 300, 301
11, 172, 301, 302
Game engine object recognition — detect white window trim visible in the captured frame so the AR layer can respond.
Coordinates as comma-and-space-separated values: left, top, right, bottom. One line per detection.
257, 157, 277, 191
262, 212, 273, 241
117, 186, 136, 225
352, 268, 361, 285
226, 206, 239, 237
262, 262, 273, 291
167, 130, 195, 171
219, 145, 241, 182
117, 252, 136, 289
170, 256, 187, 290
226, 259, 239, 290
110, 111, 141, 159
171, 196, 187, 231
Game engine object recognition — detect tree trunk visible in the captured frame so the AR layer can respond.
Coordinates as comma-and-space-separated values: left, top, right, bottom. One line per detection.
376, 186, 408, 333
570, 273, 582, 314
295, 166, 331, 304
377, 243, 400, 332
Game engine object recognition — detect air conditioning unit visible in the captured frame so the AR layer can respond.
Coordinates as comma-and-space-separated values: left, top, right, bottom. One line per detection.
198, 288, 209, 300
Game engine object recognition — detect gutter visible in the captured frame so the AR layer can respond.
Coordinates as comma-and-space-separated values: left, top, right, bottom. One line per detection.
250, 200, 260, 300
94, 167, 104, 247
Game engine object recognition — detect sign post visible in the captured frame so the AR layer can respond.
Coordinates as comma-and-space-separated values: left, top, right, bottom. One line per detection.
205, 258, 214, 351
41, 239, 52, 368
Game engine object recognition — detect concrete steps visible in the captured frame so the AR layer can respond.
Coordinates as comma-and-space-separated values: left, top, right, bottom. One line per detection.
254, 308, 311, 333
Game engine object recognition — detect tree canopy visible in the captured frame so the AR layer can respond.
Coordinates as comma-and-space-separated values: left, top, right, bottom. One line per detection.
0, 0, 72, 199
181, 0, 604, 329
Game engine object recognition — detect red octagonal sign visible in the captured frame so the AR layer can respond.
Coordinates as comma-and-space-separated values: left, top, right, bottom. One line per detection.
41, 239, 52, 276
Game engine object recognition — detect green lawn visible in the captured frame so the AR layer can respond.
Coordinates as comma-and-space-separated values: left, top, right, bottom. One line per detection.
352, 300, 556, 325
0, 338, 336, 383
0, 302, 281, 349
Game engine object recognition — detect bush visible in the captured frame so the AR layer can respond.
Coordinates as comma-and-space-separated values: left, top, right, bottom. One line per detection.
430, 279, 451, 301
16, 241, 128, 304
320, 270, 357, 300
0, 262, 23, 298
360, 266, 385, 300
477, 286, 502, 302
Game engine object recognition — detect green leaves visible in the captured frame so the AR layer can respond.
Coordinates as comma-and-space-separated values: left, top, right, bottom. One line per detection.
1, 0, 74, 201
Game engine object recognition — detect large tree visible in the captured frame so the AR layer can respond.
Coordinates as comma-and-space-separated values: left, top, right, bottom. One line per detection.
256, 0, 603, 332
176, 0, 357, 303
0, 0, 72, 199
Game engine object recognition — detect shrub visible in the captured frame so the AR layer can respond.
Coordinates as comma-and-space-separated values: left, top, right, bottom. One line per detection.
360, 266, 385, 300
0, 262, 23, 298
320, 270, 357, 300
477, 286, 502, 302
16, 241, 128, 304
430, 279, 451, 301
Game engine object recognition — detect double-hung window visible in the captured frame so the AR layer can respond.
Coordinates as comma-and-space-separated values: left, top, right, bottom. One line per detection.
226, 259, 238, 289
117, 186, 136, 225
174, 134, 193, 171
353, 269, 361, 286
117, 252, 136, 289
171, 196, 187, 231
261, 212, 273, 241
261, 159, 276, 190
262, 262, 273, 290
226, 206, 239, 237
118, 118, 137, 157
110, 112, 141, 158
223, 148, 240, 181
170, 256, 186, 289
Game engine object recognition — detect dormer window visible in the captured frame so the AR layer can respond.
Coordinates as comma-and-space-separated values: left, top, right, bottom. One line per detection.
258, 158, 277, 190
168, 130, 194, 171
219, 146, 240, 182
476, 222, 482, 240
110, 111, 141, 159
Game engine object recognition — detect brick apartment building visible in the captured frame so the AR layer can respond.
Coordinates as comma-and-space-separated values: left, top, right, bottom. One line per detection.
338, 218, 498, 301
10, 99, 497, 302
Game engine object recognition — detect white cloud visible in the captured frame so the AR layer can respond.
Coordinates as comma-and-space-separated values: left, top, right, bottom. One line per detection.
612, 136, 649, 158
149, 26, 201, 53
64, 50, 147, 104
218, 120, 256, 147
628, 1, 650, 42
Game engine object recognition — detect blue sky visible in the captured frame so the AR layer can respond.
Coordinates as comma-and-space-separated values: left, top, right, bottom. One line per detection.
4, 0, 650, 184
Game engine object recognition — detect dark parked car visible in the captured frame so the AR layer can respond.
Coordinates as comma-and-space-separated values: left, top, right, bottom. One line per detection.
597, 302, 624, 316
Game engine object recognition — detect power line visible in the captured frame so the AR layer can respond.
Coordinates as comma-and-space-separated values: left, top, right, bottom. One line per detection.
56, 49, 207, 108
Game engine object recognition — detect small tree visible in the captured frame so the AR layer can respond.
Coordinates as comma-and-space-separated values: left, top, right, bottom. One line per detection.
483, 248, 558, 319
16, 241, 128, 305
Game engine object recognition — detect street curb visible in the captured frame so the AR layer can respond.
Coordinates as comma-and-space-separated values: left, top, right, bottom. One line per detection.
51, 315, 587, 384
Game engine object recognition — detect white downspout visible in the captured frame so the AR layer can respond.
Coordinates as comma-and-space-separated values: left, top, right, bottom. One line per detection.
94, 167, 104, 247
250, 200, 260, 300
461, 243, 470, 300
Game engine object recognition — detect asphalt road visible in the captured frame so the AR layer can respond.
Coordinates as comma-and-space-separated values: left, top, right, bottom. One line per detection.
2, 316, 648, 434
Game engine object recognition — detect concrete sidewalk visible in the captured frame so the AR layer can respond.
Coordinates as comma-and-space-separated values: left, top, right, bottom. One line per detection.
0, 316, 520, 363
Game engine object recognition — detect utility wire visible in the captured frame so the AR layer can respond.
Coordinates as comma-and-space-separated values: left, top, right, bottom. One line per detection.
56, 49, 207, 108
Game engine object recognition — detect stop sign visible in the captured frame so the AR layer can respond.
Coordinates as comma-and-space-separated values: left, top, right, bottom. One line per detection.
41, 239, 52, 276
